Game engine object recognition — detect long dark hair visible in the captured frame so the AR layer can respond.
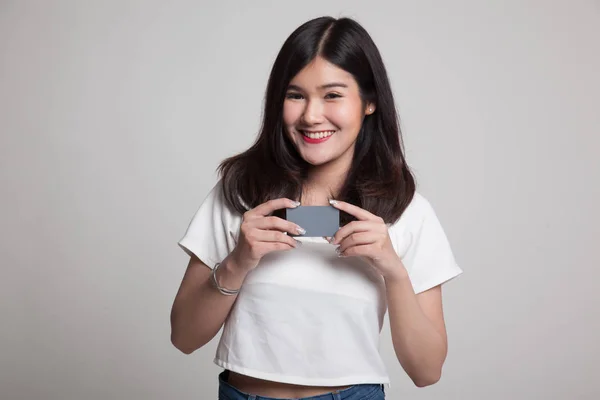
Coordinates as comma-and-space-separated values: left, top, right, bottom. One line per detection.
218, 16, 415, 225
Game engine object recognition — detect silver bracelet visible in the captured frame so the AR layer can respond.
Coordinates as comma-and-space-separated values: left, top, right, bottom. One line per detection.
211, 262, 241, 296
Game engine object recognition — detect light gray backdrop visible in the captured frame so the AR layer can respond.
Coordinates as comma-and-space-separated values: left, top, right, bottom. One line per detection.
1, 1, 599, 399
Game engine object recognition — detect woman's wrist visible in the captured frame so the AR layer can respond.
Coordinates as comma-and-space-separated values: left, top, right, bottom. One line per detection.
217, 256, 250, 290
382, 259, 410, 284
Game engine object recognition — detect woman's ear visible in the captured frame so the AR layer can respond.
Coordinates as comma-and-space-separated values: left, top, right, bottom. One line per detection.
365, 103, 376, 115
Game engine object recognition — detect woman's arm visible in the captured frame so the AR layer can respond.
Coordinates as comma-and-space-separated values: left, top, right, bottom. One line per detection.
171, 197, 301, 354
385, 270, 448, 387
327, 198, 458, 387
170, 254, 248, 354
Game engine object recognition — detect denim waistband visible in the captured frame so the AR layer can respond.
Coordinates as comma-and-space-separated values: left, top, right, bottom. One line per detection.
218, 370, 385, 400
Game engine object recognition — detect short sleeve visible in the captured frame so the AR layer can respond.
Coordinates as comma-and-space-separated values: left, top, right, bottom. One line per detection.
389, 193, 463, 294
178, 180, 242, 269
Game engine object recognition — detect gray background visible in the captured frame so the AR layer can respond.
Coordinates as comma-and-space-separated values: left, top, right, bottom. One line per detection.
1, 1, 599, 399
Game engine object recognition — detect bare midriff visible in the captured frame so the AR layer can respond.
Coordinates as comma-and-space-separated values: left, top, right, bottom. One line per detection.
227, 371, 353, 398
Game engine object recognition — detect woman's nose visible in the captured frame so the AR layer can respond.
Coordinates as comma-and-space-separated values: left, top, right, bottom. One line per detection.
301, 100, 324, 125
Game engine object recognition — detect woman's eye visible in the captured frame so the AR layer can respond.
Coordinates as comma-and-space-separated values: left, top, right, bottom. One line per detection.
286, 93, 303, 100
285, 92, 341, 100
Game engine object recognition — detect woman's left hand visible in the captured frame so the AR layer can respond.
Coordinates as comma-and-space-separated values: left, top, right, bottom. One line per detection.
329, 200, 408, 282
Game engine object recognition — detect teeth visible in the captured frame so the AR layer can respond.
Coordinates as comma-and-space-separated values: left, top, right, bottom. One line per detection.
302, 130, 335, 139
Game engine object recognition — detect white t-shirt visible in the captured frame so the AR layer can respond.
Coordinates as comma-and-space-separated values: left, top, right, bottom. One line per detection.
178, 180, 463, 388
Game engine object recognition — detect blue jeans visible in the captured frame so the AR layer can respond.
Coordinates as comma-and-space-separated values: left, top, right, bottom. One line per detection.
218, 370, 385, 400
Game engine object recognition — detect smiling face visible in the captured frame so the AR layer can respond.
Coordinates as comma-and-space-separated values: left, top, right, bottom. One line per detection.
283, 56, 375, 172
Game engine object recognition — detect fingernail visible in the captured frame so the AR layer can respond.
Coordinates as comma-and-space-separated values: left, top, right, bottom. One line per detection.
295, 239, 303, 247
293, 201, 301, 207
328, 237, 335, 244
335, 247, 344, 257
329, 199, 338, 205
296, 226, 306, 235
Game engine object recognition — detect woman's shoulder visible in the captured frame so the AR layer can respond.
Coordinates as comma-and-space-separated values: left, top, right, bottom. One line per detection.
406, 191, 430, 209
388, 191, 436, 230
205, 178, 250, 213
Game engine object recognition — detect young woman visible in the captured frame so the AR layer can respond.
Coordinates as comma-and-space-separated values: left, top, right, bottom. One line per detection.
171, 16, 463, 400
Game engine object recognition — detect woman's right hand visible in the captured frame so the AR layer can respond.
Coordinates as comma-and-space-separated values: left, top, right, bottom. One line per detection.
228, 198, 304, 272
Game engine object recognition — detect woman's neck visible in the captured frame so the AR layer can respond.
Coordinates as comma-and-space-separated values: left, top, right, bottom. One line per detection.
302, 159, 350, 206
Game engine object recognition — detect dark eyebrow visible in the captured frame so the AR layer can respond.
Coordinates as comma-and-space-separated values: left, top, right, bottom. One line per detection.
287, 82, 348, 91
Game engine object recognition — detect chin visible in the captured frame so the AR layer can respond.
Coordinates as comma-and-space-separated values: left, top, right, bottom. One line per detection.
300, 154, 337, 166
